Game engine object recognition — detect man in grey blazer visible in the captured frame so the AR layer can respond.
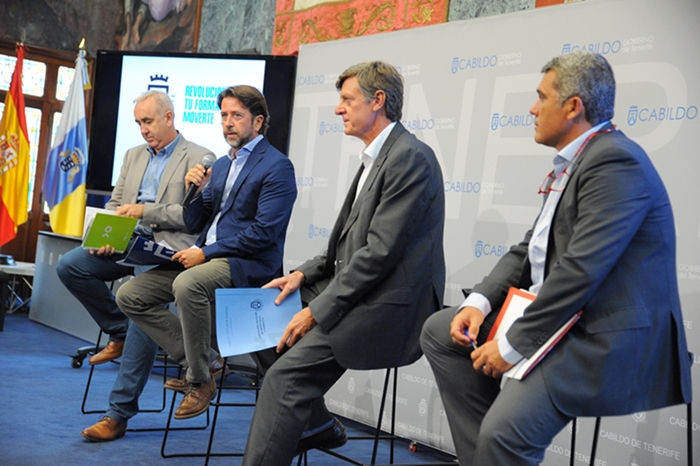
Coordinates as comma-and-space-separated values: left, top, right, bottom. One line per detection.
420, 51, 692, 465
57, 90, 214, 441
241, 61, 446, 465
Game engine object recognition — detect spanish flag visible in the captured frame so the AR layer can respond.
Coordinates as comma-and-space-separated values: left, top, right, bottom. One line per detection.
0, 44, 30, 246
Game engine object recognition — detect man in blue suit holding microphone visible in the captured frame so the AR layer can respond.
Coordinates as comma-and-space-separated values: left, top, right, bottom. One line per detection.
118, 85, 297, 420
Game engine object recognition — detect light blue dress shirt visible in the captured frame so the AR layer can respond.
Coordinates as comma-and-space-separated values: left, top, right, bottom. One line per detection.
133, 133, 181, 238
203, 134, 262, 246
461, 121, 609, 364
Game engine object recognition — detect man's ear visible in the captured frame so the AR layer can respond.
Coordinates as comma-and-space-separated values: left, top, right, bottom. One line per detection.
372, 90, 387, 113
566, 96, 587, 123
253, 114, 264, 133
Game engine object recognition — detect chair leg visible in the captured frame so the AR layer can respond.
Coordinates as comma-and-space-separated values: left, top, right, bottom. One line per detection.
569, 418, 577, 466
81, 330, 106, 414
589, 417, 601, 466
160, 366, 211, 459
371, 368, 394, 465
688, 402, 693, 466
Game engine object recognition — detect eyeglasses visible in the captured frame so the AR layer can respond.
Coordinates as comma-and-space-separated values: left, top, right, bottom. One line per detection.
537, 168, 571, 195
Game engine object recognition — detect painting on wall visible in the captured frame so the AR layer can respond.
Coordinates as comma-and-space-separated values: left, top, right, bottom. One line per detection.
116, 0, 203, 52
272, 0, 450, 56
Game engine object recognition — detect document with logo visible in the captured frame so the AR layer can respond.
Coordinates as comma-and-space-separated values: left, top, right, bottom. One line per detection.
82, 212, 137, 253
215, 288, 301, 357
489, 287, 582, 386
116, 236, 177, 267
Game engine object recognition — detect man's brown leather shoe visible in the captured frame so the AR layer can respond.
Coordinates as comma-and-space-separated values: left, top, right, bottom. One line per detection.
164, 355, 229, 392
88, 341, 125, 365
81, 416, 127, 442
174, 377, 216, 419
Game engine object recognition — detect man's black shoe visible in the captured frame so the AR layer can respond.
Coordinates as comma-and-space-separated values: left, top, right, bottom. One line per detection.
296, 417, 348, 455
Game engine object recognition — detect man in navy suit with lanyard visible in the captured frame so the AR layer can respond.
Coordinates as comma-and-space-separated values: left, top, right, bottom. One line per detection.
421, 51, 691, 465
118, 85, 297, 421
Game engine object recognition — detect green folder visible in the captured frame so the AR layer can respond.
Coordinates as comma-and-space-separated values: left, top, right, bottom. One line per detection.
82, 213, 137, 253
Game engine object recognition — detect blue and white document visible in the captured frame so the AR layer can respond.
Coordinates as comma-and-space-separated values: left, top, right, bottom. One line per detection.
116, 236, 176, 267
215, 288, 302, 357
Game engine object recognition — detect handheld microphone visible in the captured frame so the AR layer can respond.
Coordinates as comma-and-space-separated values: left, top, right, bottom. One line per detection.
181, 153, 217, 207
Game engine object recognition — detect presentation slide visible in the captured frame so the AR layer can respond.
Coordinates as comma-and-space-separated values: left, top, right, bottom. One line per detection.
112, 55, 266, 185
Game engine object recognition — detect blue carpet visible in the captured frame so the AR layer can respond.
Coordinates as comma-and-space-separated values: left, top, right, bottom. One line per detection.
0, 312, 456, 466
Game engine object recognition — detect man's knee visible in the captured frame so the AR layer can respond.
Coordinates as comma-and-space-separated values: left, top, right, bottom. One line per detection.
115, 281, 138, 314
56, 250, 79, 284
171, 271, 192, 297
420, 307, 456, 357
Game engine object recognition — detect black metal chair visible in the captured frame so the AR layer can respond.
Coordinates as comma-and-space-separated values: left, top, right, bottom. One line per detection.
298, 367, 455, 466
570, 352, 694, 466
159, 356, 261, 465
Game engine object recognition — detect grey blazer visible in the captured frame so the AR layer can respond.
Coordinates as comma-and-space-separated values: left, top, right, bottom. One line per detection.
106, 135, 213, 251
473, 126, 692, 417
297, 123, 446, 370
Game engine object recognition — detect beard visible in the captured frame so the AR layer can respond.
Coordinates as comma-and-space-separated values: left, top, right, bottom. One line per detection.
225, 131, 252, 149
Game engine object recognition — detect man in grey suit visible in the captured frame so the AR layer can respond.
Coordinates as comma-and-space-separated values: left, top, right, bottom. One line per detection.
241, 61, 446, 466
57, 90, 215, 441
420, 51, 692, 465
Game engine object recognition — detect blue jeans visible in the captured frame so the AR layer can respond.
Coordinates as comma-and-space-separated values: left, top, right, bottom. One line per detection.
56, 247, 133, 342
106, 322, 158, 423
57, 246, 158, 422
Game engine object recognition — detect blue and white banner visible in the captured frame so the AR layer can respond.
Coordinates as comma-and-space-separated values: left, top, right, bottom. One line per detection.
288, 0, 700, 462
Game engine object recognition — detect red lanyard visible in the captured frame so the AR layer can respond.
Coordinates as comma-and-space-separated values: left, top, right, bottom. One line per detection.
537, 126, 615, 195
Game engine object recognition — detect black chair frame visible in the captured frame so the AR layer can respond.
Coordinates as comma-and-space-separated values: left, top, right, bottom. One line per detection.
160, 357, 261, 464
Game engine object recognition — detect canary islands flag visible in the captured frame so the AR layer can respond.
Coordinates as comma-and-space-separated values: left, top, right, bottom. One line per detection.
0, 44, 30, 246
42, 49, 89, 237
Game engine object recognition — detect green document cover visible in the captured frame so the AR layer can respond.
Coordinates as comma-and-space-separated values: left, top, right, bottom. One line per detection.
82, 213, 137, 253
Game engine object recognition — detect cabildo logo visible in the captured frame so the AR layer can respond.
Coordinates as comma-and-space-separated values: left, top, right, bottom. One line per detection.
451, 55, 498, 74
444, 180, 480, 194
396, 64, 421, 77
296, 72, 339, 87
418, 399, 428, 417
401, 117, 456, 131
627, 105, 698, 125
451, 53, 523, 73
475, 240, 509, 258
562, 40, 622, 55
296, 176, 329, 188
319, 121, 345, 136
401, 118, 434, 131
491, 113, 534, 130
308, 224, 331, 239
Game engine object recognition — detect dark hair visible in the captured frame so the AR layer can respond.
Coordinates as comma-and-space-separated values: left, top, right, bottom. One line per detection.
542, 51, 615, 125
336, 61, 404, 121
216, 85, 270, 135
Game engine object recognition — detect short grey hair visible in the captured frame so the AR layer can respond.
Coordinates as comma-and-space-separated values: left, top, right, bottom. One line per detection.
336, 61, 404, 121
134, 90, 174, 116
542, 51, 615, 125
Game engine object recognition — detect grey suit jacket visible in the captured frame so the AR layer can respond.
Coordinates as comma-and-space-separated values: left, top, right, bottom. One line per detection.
473, 126, 692, 417
106, 135, 213, 251
297, 123, 446, 370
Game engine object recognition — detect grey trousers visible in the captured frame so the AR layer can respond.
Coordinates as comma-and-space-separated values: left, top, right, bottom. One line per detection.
420, 307, 572, 466
241, 323, 346, 466
117, 258, 231, 384
241, 278, 344, 466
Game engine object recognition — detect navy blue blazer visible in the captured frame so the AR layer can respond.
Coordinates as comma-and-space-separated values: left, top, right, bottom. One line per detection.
183, 137, 297, 287
473, 127, 691, 417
